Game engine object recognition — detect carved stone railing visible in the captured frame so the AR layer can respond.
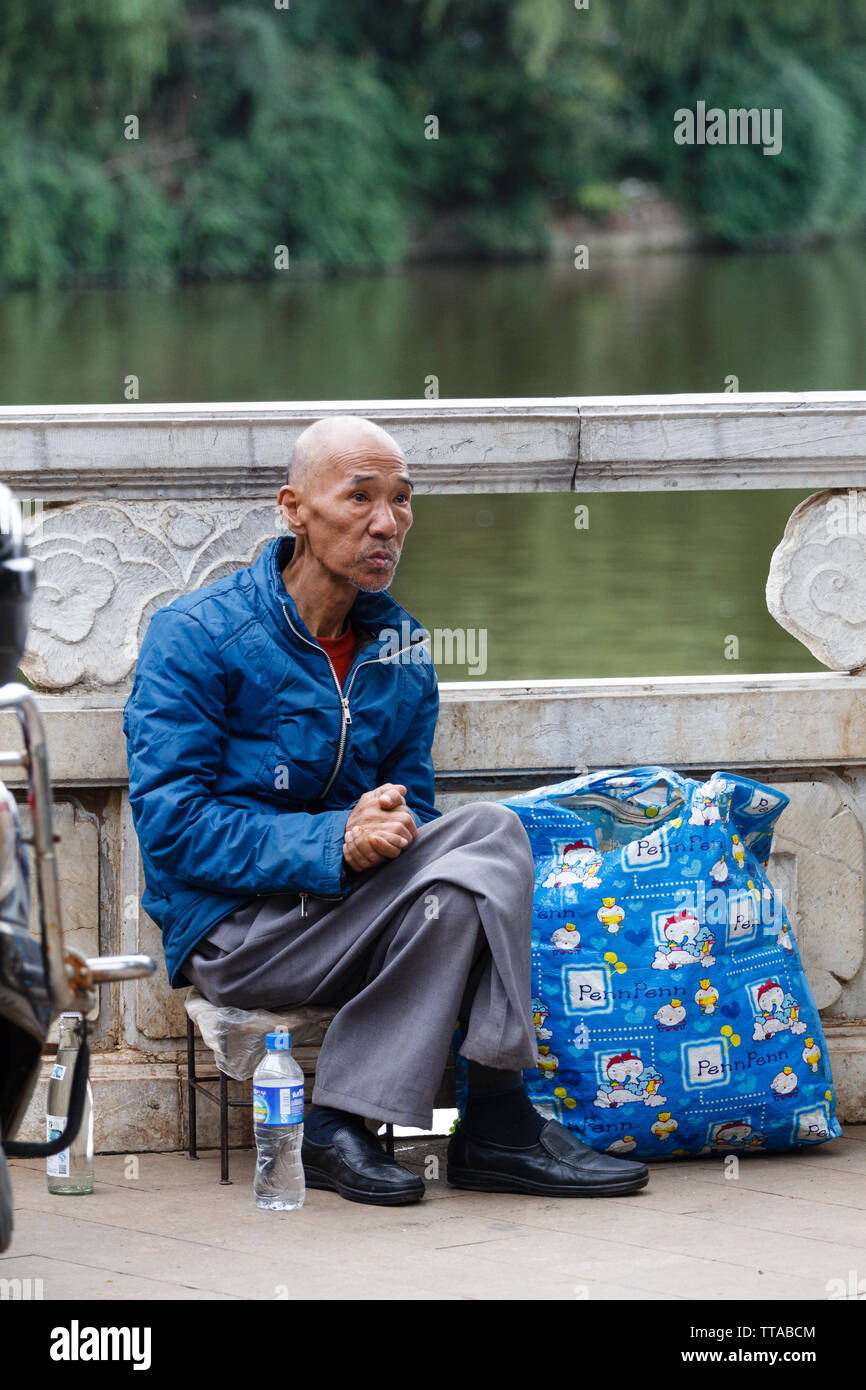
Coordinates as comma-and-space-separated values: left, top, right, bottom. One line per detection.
6, 393, 866, 1149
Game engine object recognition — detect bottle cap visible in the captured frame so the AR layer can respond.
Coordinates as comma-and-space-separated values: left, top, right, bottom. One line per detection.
265, 1031, 292, 1050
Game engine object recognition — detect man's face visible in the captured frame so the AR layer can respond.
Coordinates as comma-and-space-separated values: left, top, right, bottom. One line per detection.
279, 436, 413, 592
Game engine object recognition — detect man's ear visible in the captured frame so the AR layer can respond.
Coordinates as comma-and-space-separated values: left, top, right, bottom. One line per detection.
277, 484, 304, 534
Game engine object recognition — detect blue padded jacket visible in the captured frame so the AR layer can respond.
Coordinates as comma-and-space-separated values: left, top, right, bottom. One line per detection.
122, 534, 441, 986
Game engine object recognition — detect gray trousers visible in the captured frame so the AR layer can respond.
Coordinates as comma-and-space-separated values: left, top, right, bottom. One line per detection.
182, 801, 539, 1128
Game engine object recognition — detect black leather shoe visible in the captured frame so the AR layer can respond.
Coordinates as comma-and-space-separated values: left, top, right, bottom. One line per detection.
302, 1125, 425, 1206
447, 1119, 649, 1197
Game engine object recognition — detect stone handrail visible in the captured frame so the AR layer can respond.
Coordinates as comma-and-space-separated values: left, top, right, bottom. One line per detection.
7, 672, 866, 788
7, 394, 866, 1148
4, 391, 866, 496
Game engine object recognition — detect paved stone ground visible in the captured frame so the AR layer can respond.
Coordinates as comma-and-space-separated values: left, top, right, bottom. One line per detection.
3, 1127, 865, 1301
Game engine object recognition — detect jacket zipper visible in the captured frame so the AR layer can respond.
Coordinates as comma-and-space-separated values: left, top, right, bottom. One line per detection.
282, 605, 362, 800
281, 604, 428, 911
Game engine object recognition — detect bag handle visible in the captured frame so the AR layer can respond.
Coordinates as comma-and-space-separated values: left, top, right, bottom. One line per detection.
553, 788, 685, 826
546, 766, 686, 825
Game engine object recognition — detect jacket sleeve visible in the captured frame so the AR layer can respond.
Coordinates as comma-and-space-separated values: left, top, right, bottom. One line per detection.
375, 661, 441, 827
123, 607, 351, 897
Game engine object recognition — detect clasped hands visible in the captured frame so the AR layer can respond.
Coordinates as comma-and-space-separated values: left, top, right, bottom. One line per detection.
343, 782, 418, 872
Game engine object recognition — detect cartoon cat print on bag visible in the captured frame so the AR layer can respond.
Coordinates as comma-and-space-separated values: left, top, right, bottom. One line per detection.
550, 922, 581, 954
652, 908, 716, 970
695, 978, 719, 1014
536, 1045, 559, 1082
688, 776, 730, 826
532, 997, 552, 1043
710, 854, 729, 883
541, 839, 603, 890
593, 1050, 667, 1109
802, 1037, 821, 1072
651, 1111, 679, 1142
606, 1134, 638, 1155
770, 1067, 799, 1099
597, 897, 625, 933
654, 999, 687, 1030
705, 1119, 767, 1152
751, 979, 807, 1041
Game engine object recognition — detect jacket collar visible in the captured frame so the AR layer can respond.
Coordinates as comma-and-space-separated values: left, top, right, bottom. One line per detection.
253, 534, 427, 658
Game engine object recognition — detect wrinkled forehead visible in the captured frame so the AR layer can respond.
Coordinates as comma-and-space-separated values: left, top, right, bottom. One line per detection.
325, 437, 408, 475
291, 417, 409, 491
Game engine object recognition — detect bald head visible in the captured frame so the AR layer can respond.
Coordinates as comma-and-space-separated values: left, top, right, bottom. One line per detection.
277, 415, 413, 599
286, 416, 405, 490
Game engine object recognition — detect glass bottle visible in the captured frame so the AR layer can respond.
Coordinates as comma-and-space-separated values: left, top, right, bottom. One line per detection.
46, 1012, 94, 1195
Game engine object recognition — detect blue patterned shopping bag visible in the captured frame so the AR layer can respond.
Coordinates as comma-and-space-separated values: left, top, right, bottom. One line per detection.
498, 767, 842, 1160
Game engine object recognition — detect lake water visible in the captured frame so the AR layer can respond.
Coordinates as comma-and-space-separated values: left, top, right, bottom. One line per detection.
6, 241, 864, 678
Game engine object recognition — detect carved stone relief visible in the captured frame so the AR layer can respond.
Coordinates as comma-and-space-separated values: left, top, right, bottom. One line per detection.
770, 777, 865, 1011
22, 501, 281, 691
767, 488, 866, 672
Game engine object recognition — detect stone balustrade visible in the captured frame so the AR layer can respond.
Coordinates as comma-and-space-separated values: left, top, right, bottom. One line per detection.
6, 393, 866, 1149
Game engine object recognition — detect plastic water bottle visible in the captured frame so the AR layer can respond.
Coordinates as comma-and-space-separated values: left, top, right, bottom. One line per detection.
252, 1031, 305, 1210
46, 1012, 94, 1195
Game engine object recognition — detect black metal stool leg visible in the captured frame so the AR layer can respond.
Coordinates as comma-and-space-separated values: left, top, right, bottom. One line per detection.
219, 1071, 231, 1184
385, 1122, 394, 1157
186, 1016, 198, 1161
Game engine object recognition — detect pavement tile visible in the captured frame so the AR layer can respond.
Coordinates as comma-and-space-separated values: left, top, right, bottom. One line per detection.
0, 1253, 235, 1300
3, 1128, 863, 1300
444, 1216, 858, 1296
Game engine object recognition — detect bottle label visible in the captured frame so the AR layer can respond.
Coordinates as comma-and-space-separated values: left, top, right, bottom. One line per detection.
46, 1114, 70, 1177
252, 1083, 304, 1126
50, 1063, 66, 1081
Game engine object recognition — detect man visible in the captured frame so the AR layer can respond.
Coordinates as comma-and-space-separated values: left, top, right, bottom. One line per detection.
123, 416, 648, 1205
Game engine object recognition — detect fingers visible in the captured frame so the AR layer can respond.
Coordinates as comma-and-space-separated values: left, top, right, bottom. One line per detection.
351, 823, 411, 854
344, 787, 416, 854
376, 783, 408, 810
343, 826, 381, 870
344, 819, 413, 869
344, 841, 380, 871
366, 828, 412, 858
348, 784, 407, 823
389, 808, 418, 841
359, 800, 417, 838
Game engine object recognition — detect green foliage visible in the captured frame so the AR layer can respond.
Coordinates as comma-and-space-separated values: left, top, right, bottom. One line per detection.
2, 0, 866, 285
648, 48, 858, 247
452, 195, 553, 259
180, 8, 409, 274
0, 123, 179, 287
0, 0, 181, 124
575, 183, 629, 218
618, 0, 866, 247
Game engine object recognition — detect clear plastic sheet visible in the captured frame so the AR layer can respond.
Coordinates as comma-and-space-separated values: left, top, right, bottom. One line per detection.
185, 989, 336, 1081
